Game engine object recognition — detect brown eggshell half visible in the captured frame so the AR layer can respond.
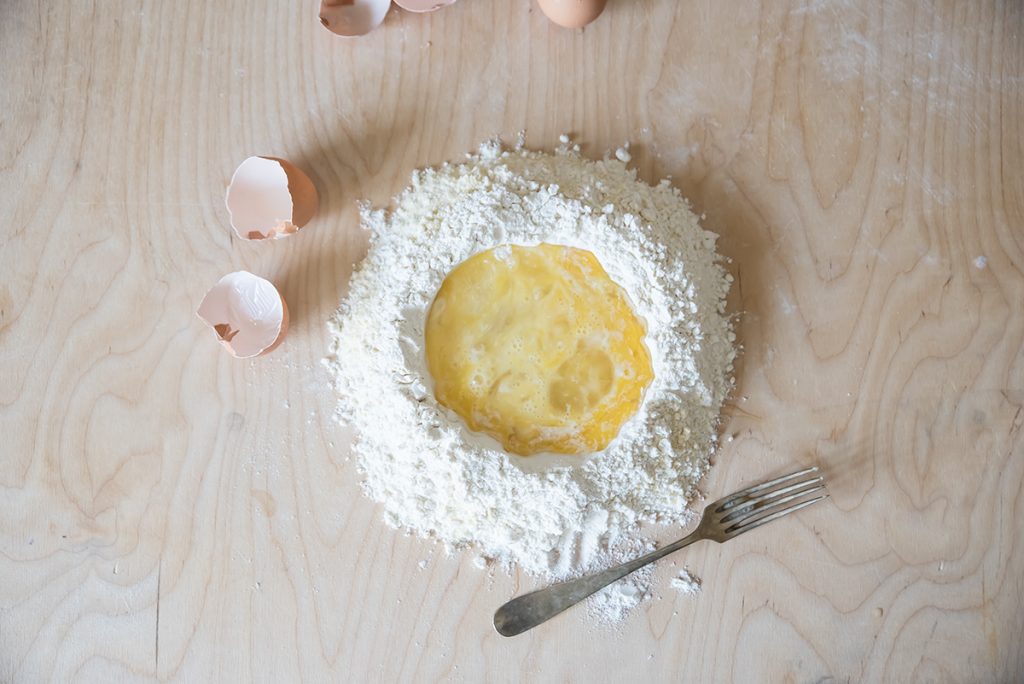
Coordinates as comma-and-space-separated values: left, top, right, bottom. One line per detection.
536, 0, 607, 28
225, 156, 319, 241
319, 0, 391, 36
196, 271, 289, 358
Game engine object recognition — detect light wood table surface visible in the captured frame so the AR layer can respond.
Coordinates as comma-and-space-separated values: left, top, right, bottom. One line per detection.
2, 0, 1022, 681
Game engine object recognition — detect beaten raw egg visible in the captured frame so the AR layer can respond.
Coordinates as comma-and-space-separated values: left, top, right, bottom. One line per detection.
425, 243, 653, 456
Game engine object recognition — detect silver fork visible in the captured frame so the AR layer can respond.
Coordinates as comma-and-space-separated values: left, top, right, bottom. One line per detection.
493, 466, 828, 636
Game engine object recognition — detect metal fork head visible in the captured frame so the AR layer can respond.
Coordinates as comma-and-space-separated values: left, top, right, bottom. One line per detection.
701, 466, 828, 541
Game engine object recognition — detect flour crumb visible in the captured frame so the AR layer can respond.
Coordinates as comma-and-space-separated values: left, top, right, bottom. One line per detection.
324, 140, 734, 623
593, 580, 647, 622
670, 568, 702, 596
974, 255, 988, 269
614, 144, 632, 163
558, 133, 570, 144
417, 560, 428, 570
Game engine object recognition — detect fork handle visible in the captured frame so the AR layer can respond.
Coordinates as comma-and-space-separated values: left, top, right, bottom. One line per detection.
493, 528, 705, 636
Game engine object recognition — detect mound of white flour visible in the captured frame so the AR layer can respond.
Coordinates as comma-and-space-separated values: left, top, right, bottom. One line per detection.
325, 140, 734, 622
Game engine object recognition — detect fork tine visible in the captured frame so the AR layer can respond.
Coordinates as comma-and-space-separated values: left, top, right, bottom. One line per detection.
714, 466, 819, 513
724, 493, 829, 537
717, 475, 823, 517
719, 479, 825, 524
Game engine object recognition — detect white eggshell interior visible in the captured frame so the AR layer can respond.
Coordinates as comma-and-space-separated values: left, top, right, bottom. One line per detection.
320, 0, 391, 36
226, 157, 294, 239
197, 271, 285, 358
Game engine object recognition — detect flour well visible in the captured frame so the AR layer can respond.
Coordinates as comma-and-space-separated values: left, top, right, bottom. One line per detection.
324, 140, 734, 621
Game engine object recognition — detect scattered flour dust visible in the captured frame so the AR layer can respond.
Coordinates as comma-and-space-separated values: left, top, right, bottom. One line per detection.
671, 567, 703, 596
324, 139, 734, 623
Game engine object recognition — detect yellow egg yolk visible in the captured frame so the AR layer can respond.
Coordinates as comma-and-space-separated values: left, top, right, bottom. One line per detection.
424, 243, 654, 456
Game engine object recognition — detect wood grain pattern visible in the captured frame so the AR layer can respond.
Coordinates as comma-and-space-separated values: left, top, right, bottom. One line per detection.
2, 0, 1022, 681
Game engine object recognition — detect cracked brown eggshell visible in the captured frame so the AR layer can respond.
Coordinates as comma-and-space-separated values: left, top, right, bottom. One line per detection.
197, 271, 289, 358
225, 156, 318, 240
319, 0, 391, 36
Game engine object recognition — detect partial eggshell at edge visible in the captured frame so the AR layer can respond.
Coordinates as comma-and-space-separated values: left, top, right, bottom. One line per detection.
197, 271, 289, 358
319, 0, 391, 36
536, 0, 607, 28
225, 156, 318, 240
394, 0, 458, 12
